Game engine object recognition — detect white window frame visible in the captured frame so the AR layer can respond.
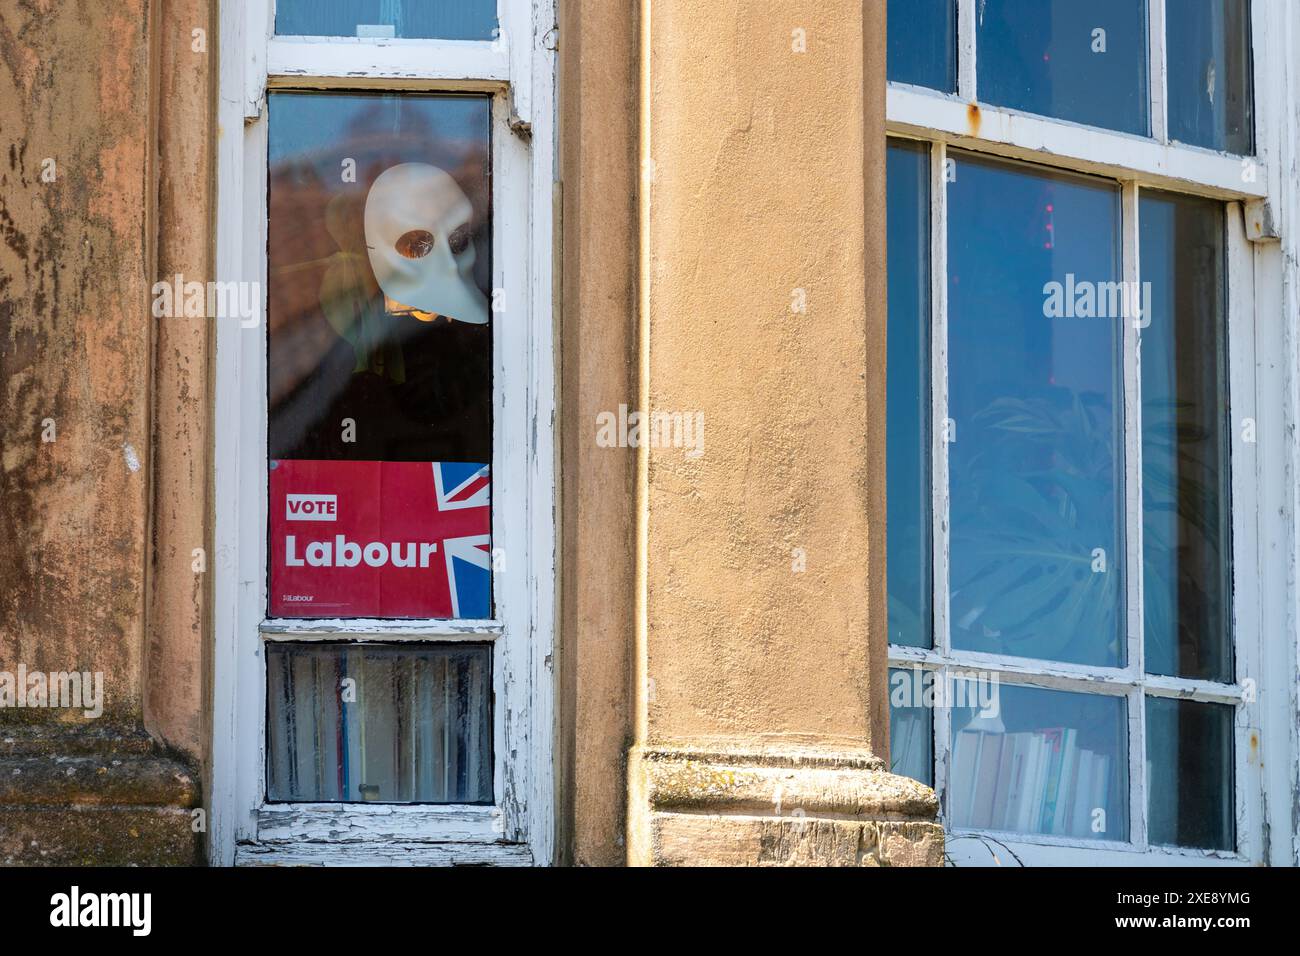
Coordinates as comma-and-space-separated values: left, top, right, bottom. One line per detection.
887, 0, 1300, 867
210, 0, 557, 866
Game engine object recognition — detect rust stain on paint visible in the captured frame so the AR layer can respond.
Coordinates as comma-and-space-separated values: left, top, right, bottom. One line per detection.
967, 102, 981, 138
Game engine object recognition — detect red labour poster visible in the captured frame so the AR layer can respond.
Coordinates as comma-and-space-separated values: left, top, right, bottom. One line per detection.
269, 459, 491, 619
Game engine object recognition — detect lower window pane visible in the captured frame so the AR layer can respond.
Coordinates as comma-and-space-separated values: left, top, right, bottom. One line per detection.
267, 643, 492, 804
889, 667, 935, 786
949, 683, 1128, 841
1146, 696, 1234, 851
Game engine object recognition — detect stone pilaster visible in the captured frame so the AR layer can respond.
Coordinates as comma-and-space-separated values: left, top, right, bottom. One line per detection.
626, 0, 942, 865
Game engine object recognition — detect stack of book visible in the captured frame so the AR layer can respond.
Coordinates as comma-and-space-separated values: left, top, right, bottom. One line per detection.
950, 728, 1113, 838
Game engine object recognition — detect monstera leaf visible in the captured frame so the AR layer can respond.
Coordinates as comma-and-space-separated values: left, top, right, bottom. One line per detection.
949, 390, 1123, 666
946, 386, 1226, 674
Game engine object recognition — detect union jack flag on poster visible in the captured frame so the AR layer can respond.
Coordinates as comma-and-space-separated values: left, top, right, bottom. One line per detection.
269, 459, 491, 619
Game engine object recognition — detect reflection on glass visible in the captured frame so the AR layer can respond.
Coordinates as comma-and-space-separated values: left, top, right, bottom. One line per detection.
1140, 192, 1231, 682
268, 93, 491, 465
267, 643, 492, 803
947, 152, 1125, 667
1146, 696, 1233, 850
889, 667, 934, 786
266, 93, 493, 622
949, 682, 1128, 840
277, 0, 498, 41
887, 141, 932, 649
1167, 0, 1253, 153
977, 0, 1148, 135
888, 0, 956, 92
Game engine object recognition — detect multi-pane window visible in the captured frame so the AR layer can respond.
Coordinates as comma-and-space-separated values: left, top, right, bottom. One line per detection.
213, 0, 554, 864
888, 0, 1254, 154
886, 1, 1262, 863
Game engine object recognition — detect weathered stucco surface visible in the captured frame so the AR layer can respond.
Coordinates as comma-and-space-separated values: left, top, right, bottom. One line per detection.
146, 0, 214, 759
641, 0, 887, 749
0, 0, 208, 865
0, 0, 154, 721
559, 0, 640, 867
0, 0, 211, 753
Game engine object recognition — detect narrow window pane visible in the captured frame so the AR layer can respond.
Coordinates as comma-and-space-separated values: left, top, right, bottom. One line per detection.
1167, 0, 1254, 154
888, 0, 957, 92
267, 93, 493, 620
887, 140, 932, 649
1146, 696, 1234, 850
276, 0, 498, 41
950, 683, 1128, 841
267, 643, 493, 804
948, 153, 1125, 668
889, 667, 935, 786
1139, 192, 1231, 682
977, 0, 1149, 136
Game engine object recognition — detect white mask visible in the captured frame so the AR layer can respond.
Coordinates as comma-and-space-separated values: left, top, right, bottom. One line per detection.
364, 162, 489, 325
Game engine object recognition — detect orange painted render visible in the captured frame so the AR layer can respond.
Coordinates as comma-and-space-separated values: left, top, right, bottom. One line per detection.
639, 0, 888, 749
0, 0, 155, 723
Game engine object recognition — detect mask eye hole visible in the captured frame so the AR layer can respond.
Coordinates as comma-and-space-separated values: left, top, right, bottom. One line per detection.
395, 229, 435, 259
448, 223, 473, 256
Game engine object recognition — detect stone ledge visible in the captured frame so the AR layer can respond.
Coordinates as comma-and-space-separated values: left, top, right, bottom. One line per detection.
0, 723, 155, 758
651, 813, 945, 867
629, 743, 944, 866
0, 754, 198, 807
634, 743, 939, 820
0, 806, 200, 866
0, 725, 203, 866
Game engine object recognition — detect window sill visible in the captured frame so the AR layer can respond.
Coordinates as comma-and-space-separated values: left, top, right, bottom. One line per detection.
945, 831, 1251, 867
235, 841, 532, 866
237, 803, 531, 866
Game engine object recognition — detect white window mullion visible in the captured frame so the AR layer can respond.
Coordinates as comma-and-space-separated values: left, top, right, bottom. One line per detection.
929, 139, 952, 828
1226, 200, 1264, 861
933, 663, 953, 827
1121, 182, 1144, 683
930, 141, 951, 663
1128, 683, 1148, 850
1121, 181, 1147, 849
523, 0, 558, 865
1147, 0, 1168, 143
503, 0, 536, 126
957, 0, 977, 103
245, 0, 272, 119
